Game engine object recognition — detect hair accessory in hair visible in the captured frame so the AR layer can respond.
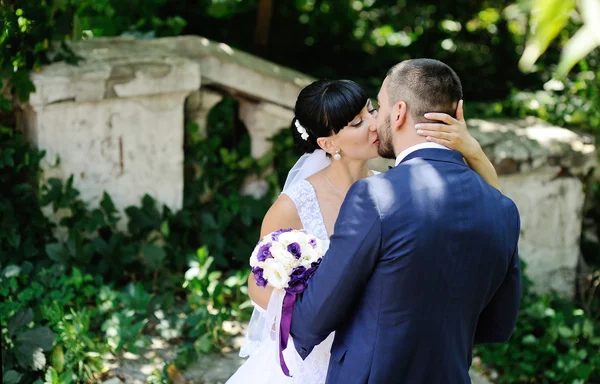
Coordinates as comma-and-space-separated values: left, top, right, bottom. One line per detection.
295, 119, 309, 141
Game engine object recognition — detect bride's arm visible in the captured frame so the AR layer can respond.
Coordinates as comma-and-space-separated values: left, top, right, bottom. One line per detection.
415, 100, 501, 191
247, 195, 303, 310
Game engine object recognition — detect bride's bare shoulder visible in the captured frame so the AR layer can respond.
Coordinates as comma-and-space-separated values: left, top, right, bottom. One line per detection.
260, 194, 302, 237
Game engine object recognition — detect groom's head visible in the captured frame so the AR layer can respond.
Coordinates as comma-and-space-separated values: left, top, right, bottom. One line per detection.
376, 59, 462, 159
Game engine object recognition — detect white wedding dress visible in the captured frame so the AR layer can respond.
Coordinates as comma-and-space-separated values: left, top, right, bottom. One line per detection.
227, 178, 335, 384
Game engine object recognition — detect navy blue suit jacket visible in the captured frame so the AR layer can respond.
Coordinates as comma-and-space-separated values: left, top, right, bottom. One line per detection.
290, 148, 521, 383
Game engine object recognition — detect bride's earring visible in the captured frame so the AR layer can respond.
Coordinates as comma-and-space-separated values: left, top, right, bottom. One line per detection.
333, 149, 341, 161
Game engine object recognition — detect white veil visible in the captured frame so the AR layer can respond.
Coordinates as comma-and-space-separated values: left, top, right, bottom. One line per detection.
281, 149, 330, 193
239, 150, 330, 359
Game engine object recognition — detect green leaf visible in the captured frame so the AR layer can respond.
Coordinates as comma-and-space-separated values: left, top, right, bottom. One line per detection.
142, 245, 166, 271
45, 243, 69, 263
556, 24, 600, 78
196, 332, 213, 353
3, 370, 23, 384
582, 319, 594, 338
44, 367, 59, 384
522, 334, 538, 345
15, 345, 46, 371
201, 213, 217, 229
160, 220, 170, 237
8, 308, 33, 336
558, 325, 574, 338
2, 264, 21, 278
17, 327, 57, 351
100, 192, 118, 218
519, 0, 576, 71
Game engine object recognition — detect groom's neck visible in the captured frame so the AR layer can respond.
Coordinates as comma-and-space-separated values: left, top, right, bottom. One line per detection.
393, 129, 428, 157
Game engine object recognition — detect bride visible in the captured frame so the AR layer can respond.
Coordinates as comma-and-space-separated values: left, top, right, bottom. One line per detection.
227, 79, 499, 383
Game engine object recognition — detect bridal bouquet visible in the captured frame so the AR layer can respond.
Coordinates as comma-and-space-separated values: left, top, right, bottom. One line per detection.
250, 228, 323, 292
250, 228, 325, 376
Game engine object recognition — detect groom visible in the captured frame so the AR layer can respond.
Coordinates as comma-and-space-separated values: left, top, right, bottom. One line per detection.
290, 59, 521, 383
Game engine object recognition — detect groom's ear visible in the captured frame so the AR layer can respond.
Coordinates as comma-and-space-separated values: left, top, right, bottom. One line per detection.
392, 100, 408, 131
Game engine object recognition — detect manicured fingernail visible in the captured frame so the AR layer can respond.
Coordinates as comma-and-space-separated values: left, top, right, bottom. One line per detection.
417, 129, 423, 135
426, 136, 431, 141
424, 113, 431, 118
415, 124, 422, 129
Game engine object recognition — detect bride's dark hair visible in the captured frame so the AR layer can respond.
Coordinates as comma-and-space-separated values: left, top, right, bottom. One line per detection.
291, 79, 368, 153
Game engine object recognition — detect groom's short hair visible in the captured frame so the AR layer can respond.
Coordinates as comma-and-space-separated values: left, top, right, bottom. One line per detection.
386, 59, 462, 123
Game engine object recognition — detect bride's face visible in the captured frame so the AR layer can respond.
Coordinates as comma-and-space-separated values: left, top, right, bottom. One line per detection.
333, 100, 380, 161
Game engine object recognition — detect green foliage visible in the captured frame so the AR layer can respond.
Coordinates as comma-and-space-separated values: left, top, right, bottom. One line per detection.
519, 0, 600, 78
476, 264, 600, 383
177, 96, 277, 268
467, 59, 600, 132
179, 246, 250, 359
1, 265, 104, 383
154, 0, 535, 100
0, 100, 263, 380
0, 127, 53, 267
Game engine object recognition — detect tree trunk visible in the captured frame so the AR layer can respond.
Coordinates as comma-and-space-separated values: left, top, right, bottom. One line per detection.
254, 0, 273, 55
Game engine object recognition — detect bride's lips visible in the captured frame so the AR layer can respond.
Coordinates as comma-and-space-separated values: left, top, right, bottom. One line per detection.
373, 138, 380, 145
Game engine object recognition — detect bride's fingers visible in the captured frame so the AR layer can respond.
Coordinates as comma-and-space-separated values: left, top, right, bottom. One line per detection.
425, 136, 451, 145
417, 129, 455, 141
415, 123, 457, 133
456, 100, 465, 121
423, 112, 456, 124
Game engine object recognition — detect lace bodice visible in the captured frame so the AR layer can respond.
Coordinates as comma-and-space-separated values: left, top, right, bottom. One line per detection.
281, 179, 329, 241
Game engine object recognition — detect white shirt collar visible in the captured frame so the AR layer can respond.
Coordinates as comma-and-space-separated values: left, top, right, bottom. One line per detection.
394, 143, 450, 166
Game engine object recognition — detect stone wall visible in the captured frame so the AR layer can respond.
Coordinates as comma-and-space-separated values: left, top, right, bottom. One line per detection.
19, 47, 201, 228
19, 36, 597, 297
475, 118, 595, 297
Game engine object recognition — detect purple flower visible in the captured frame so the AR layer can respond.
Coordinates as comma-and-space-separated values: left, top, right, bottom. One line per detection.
304, 258, 322, 281
308, 238, 318, 248
287, 242, 302, 259
290, 266, 307, 281
257, 243, 273, 262
286, 266, 308, 294
271, 228, 293, 241
252, 266, 268, 287
285, 279, 307, 294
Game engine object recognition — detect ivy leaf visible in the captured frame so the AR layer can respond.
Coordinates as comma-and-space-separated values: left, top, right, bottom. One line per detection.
44, 366, 59, 384
15, 345, 46, 371
142, 245, 166, 271
17, 327, 57, 351
8, 308, 34, 336
45, 243, 69, 263
3, 371, 23, 384
11, 70, 36, 102
2, 264, 21, 279
100, 192, 119, 222
196, 332, 213, 353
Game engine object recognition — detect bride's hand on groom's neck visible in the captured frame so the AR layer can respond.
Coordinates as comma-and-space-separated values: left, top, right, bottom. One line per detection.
414, 100, 501, 191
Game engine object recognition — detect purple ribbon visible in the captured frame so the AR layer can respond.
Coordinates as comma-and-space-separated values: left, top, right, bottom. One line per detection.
279, 292, 297, 377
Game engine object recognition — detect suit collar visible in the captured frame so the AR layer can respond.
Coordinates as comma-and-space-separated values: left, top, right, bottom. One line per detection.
397, 148, 466, 167
394, 143, 449, 166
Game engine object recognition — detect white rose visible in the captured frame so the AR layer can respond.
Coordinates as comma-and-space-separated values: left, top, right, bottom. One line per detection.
262, 258, 291, 289
276, 231, 296, 247
249, 241, 263, 267
274, 241, 303, 269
